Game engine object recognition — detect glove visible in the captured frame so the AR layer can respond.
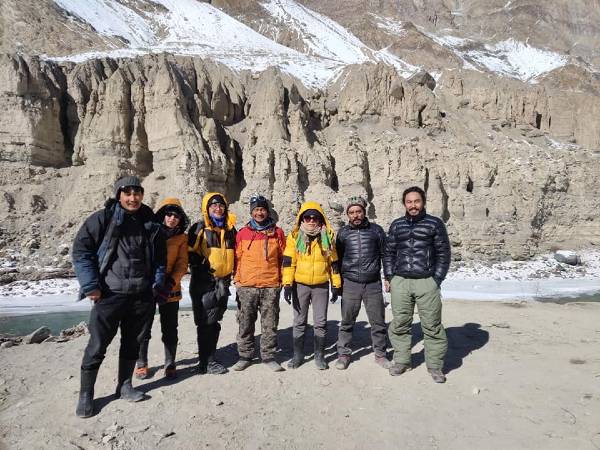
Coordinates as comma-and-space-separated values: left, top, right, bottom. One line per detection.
283, 285, 293, 305
329, 287, 341, 304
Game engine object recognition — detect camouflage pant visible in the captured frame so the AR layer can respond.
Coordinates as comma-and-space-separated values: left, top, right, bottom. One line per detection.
236, 286, 281, 360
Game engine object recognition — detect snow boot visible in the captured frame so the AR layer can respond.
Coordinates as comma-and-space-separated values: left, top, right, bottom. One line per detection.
263, 359, 285, 372
115, 359, 145, 402
314, 336, 328, 370
232, 357, 252, 371
75, 368, 98, 418
206, 355, 228, 374
287, 336, 305, 369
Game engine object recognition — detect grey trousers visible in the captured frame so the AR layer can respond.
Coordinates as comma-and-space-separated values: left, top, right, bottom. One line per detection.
293, 282, 329, 338
336, 278, 387, 357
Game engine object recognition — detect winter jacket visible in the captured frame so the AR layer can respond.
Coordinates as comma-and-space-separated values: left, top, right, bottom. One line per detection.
336, 219, 386, 284
282, 201, 342, 288
234, 222, 286, 288
72, 199, 166, 300
155, 198, 189, 302
188, 192, 237, 282
383, 210, 451, 286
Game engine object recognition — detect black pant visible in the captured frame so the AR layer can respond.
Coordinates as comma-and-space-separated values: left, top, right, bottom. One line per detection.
336, 278, 388, 357
137, 301, 180, 365
81, 289, 154, 370
191, 288, 222, 362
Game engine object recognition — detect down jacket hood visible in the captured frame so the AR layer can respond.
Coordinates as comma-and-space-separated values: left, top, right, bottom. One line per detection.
201, 192, 236, 230
155, 197, 189, 235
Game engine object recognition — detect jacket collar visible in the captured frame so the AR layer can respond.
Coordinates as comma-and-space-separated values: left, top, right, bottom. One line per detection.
348, 218, 370, 230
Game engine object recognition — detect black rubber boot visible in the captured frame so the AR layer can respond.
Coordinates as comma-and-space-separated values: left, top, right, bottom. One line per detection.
314, 336, 328, 370
164, 343, 177, 370
75, 368, 98, 418
115, 359, 145, 402
137, 339, 149, 368
287, 336, 305, 369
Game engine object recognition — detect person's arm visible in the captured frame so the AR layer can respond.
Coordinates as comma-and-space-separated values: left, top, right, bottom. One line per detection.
282, 233, 297, 286
153, 227, 167, 289
233, 230, 244, 286
71, 214, 103, 299
170, 236, 189, 288
328, 234, 342, 289
335, 228, 345, 265
382, 221, 398, 281
433, 221, 451, 286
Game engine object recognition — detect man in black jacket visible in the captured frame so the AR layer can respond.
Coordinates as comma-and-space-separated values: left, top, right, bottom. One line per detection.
71, 176, 167, 418
334, 196, 391, 370
383, 186, 450, 383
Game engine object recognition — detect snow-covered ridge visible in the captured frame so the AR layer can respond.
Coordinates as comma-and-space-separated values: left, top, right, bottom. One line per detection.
49, 0, 418, 87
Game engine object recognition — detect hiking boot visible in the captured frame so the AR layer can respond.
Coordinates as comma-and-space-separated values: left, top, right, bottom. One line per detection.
197, 359, 208, 375
115, 359, 145, 402
263, 359, 285, 372
206, 357, 228, 375
314, 336, 328, 370
335, 355, 351, 370
389, 362, 411, 376
232, 358, 252, 371
134, 366, 150, 380
428, 368, 446, 384
164, 367, 177, 379
75, 368, 98, 418
288, 336, 305, 369
375, 355, 393, 369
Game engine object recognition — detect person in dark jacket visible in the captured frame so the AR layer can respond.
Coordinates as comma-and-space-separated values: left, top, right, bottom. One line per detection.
383, 186, 451, 383
188, 192, 237, 375
334, 196, 391, 370
71, 176, 167, 418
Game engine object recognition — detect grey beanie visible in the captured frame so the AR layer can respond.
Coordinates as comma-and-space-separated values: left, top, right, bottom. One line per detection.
346, 196, 367, 213
114, 176, 143, 199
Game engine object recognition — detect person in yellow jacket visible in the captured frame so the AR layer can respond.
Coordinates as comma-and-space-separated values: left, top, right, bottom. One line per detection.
134, 198, 189, 380
282, 201, 342, 370
188, 192, 237, 375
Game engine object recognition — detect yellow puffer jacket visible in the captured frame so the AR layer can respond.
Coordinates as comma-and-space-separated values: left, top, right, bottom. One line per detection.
282, 201, 341, 288
188, 192, 237, 279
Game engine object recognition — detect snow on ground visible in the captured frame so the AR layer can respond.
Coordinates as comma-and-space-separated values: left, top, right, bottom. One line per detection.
49, 0, 418, 88
1, 251, 599, 316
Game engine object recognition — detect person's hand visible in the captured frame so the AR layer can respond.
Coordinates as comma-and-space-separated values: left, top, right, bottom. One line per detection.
330, 287, 341, 303
234, 281, 241, 289
87, 289, 101, 303
283, 285, 293, 305
153, 284, 170, 305
384, 280, 390, 293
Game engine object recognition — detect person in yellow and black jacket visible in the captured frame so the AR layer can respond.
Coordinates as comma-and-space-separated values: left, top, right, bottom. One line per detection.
135, 198, 189, 380
282, 201, 342, 370
188, 192, 236, 375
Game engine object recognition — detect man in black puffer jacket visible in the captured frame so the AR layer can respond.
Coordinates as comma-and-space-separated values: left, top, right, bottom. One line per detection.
72, 176, 167, 418
383, 186, 450, 383
333, 196, 391, 370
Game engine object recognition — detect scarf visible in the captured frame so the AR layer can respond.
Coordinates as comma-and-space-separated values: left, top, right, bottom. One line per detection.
210, 214, 225, 228
249, 217, 274, 231
295, 222, 333, 255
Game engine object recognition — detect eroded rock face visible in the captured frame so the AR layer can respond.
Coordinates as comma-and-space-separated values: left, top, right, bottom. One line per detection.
1, 52, 599, 271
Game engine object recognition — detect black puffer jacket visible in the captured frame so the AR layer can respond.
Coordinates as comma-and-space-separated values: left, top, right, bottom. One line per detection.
336, 219, 386, 284
383, 210, 451, 286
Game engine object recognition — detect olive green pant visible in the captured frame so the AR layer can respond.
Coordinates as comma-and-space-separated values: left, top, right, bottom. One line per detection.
388, 276, 447, 370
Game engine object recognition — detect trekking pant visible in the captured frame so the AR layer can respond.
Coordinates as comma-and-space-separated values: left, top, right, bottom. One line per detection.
388, 276, 447, 370
336, 278, 387, 358
81, 289, 154, 370
191, 292, 221, 362
293, 282, 329, 339
236, 287, 281, 360
136, 301, 180, 367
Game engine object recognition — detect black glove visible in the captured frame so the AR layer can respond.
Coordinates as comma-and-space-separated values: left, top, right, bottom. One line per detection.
329, 287, 342, 304
283, 285, 293, 305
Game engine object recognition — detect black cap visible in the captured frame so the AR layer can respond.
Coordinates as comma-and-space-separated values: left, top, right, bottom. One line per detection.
249, 194, 269, 214
207, 194, 226, 207
114, 176, 143, 199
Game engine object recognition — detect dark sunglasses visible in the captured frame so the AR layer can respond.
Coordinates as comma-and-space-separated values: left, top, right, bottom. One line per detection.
165, 212, 180, 219
303, 215, 321, 223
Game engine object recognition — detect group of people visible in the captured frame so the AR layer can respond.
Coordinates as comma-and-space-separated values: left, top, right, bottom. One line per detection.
71, 176, 451, 418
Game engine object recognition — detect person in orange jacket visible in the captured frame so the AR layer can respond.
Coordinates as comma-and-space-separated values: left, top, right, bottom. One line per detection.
282, 201, 342, 370
232, 194, 286, 372
135, 198, 189, 380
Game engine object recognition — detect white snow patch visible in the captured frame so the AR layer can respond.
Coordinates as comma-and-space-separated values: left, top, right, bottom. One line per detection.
371, 14, 407, 37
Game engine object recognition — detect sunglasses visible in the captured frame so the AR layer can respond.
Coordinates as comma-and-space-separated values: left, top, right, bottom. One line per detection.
165, 212, 180, 219
303, 215, 321, 223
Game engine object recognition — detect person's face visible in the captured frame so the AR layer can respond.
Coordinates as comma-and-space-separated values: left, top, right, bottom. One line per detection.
404, 192, 424, 216
347, 206, 365, 226
251, 207, 269, 223
119, 187, 143, 213
164, 211, 181, 229
208, 202, 226, 219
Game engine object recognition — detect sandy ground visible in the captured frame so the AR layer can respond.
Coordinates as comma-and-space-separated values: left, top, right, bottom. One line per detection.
1, 300, 600, 450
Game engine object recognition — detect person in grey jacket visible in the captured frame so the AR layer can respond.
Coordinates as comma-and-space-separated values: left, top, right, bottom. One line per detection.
334, 196, 392, 370
71, 176, 167, 418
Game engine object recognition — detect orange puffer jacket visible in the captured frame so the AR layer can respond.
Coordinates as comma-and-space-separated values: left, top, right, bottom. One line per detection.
234, 224, 286, 288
